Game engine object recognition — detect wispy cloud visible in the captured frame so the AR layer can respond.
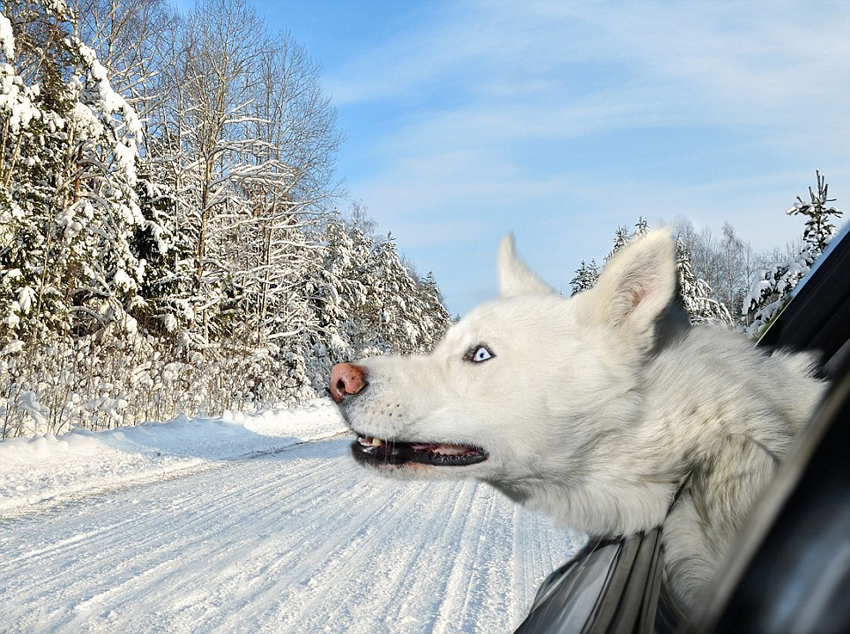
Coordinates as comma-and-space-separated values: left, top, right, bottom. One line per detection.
331, 0, 850, 126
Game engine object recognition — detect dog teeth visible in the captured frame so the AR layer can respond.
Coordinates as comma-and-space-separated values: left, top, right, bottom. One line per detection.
358, 436, 386, 448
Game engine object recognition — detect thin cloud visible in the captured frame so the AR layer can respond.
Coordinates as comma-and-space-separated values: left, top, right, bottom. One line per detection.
325, 0, 849, 314
329, 0, 849, 130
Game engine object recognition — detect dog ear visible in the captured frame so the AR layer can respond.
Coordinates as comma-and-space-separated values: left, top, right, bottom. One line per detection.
585, 230, 678, 347
498, 234, 555, 297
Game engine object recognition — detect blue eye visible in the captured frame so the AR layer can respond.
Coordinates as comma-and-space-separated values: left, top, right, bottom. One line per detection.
466, 345, 494, 363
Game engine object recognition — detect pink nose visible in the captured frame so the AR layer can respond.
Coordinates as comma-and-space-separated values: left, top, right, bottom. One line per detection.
330, 363, 367, 404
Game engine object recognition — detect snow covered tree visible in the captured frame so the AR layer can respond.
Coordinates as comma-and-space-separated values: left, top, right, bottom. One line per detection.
416, 271, 452, 347
676, 240, 733, 325
316, 218, 379, 357
673, 217, 768, 322
0, 1, 149, 341
364, 234, 451, 354
786, 170, 842, 254
172, 0, 267, 338
744, 173, 843, 337
715, 223, 748, 320
140, 0, 343, 344
67, 0, 172, 117
68, 0, 179, 337
606, 225, 631, 262
232, 31, 342, 345
569, 259, 598, 296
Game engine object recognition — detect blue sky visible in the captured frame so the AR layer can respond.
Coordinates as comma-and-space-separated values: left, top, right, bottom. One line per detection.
181, 0, 850, 316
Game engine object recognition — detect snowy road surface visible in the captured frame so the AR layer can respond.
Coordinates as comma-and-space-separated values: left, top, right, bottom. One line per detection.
0, 401, 581, 633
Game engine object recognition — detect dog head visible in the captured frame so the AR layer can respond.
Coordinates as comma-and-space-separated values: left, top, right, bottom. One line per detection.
330, 230, 683, 492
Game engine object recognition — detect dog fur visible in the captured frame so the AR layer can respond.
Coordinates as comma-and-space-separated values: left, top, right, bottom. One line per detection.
332, 230, 825, 606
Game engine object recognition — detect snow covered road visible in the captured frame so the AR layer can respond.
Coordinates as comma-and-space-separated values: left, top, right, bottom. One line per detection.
0, 403, 581, 633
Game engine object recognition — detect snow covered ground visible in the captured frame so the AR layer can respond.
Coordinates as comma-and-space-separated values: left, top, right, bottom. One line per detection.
0, 400, 582, 633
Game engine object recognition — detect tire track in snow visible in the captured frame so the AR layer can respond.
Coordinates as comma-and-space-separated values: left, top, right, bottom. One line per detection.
443, 484, 516, 634
272, 478, 449, 631
296, 478, 484, 633
1, 439, 410, 632
383, 479, 484, 632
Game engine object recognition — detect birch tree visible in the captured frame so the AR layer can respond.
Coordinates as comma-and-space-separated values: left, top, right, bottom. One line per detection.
152, 0, 263, 338
235, 31, 341, 345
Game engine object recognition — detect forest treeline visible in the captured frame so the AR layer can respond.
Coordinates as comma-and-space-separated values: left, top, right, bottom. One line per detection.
0, 0, 451, 437
570, 171, 843, 335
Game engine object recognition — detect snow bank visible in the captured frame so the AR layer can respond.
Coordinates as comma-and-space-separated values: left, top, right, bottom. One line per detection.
0, 398, 347, 514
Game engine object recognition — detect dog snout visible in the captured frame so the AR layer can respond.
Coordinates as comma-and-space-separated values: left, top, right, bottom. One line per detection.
330, 363, 368, 404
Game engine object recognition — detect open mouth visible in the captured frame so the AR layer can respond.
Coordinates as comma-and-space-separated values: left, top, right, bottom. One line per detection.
352, 436, 488, 467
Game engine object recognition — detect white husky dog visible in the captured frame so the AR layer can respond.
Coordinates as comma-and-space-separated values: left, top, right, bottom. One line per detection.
330, 230, 825, 605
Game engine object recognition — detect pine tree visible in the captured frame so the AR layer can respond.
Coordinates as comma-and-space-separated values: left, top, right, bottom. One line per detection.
676, 240, 732, 325
417, 271, 452, 347
786, 170, 843, 253
633, 216, 649, 239
606, 226, 631, 262
0, 1, 150, 342
315, 218, 376, 358
569, 260, 599, 296
744, 172, 843, 337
